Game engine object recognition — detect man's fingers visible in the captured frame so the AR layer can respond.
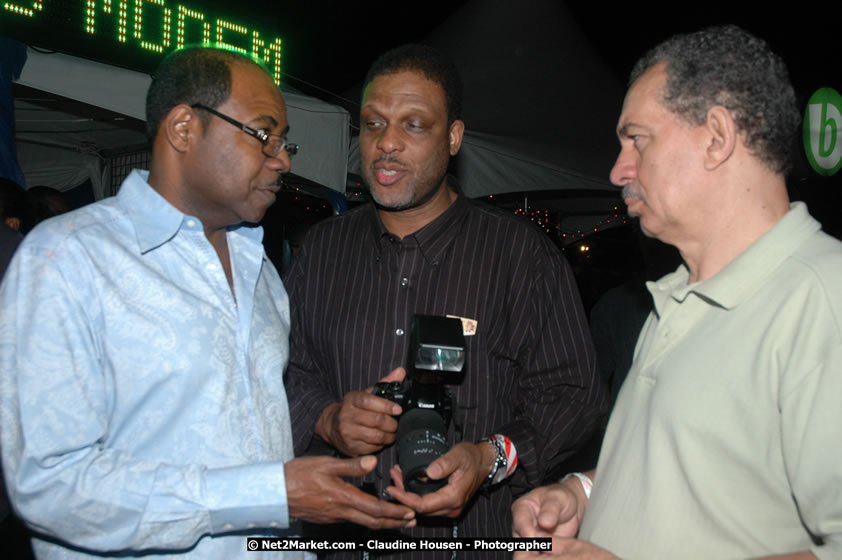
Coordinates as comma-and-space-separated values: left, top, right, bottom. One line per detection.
422, 441, 474, 482
348, 512, 417, 530
341, 423, 397, 448
537, 507, 563, 532
512, 493, 544, 538
379, 366, 406, 383
535, 486, 571, 532
338, 486, 416, 527
512, 515, 538, 538
423, 458, 446, 481
286, 456, 417, 530
342, 507, 417, 530
318, 455, 379, 478
512, 484, 581, 539
386, 482, 461, 518
385, 484, 424, 510
364, 368, 407, 413
389, 464, 406, 492
329, 394, 402, 456
356, 490, 416, 520
349, 390, 402, 416
335, 396, 399, 435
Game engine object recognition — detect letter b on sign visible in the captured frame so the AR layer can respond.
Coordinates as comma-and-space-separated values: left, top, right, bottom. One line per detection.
804, 87, 842, 176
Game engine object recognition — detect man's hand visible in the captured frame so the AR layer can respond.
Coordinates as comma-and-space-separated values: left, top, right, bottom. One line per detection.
385, 441, 495, 518
315, 367, 406, 457
513, 537, 619, 559
284, 455, 415, 529
512, 481, 584, 539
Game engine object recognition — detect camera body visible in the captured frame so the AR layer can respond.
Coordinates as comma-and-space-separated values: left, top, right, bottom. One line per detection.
372, 315, 465, 495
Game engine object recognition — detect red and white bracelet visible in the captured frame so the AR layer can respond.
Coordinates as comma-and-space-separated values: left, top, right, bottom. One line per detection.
561, 471, 593, 499
483, 434, 518, 486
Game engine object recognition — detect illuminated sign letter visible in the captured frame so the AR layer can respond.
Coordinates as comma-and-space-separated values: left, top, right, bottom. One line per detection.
216, 19, 248, 55
3, 0, 42, 18
252, 32, 282, 85
804, 87, 842, 177
86, 0, 129, 42
176, 5, 210, 48
133, 0, 172, 53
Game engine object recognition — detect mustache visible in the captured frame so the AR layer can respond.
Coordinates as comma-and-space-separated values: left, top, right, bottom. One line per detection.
373, 155, 408, 167
622, 185, 643, 200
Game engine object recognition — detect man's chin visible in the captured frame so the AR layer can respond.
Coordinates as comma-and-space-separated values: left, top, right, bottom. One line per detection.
370, 185, 414, 212
373, 198, 414, 212
624, 197, 644, 217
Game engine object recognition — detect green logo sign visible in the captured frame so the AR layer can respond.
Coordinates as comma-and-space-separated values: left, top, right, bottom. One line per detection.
804, 87, 842, 177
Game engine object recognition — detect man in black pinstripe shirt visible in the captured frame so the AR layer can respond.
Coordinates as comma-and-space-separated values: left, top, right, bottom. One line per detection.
285, 44, 605, 558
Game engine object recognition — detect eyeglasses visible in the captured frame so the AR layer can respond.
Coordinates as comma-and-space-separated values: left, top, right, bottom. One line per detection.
191, 103, 299, 158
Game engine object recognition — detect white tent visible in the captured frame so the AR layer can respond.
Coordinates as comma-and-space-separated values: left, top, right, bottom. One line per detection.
14, 47, 350, 198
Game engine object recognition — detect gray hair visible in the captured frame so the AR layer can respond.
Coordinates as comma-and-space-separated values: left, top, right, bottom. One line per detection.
631, 25, 800, 175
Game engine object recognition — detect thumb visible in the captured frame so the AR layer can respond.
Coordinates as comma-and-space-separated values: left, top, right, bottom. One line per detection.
341, 455, 378, 477
317, 455, 379, 478
380, 367, 407, 383
424, 456, 449, 480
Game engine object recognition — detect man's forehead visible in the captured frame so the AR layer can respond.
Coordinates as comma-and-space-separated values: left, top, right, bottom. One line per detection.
229, 63, 287, 122
362, 70, 444, 109
627, 64, 667, 103
363, 89, 434, 109
617, 64, 668, 128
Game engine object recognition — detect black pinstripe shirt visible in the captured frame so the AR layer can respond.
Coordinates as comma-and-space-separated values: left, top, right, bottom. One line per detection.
285, 193, 605, 558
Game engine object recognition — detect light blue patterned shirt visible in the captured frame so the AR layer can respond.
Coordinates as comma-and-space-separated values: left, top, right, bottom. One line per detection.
0, 170, 309, 559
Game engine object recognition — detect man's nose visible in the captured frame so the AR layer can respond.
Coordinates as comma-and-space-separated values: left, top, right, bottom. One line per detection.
376, 125, 404, 153
266, 148, 291, 174
609, 147, 636, 187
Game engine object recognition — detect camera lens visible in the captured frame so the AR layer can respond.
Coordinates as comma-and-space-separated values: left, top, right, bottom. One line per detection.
396, 408, 450, 495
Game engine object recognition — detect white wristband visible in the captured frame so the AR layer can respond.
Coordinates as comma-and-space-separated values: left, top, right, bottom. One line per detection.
561, 472, 593, 500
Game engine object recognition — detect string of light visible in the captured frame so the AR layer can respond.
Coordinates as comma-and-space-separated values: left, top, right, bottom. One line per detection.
510, 205, 630, 241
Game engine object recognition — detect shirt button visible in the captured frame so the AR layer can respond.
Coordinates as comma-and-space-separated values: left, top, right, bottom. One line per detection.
206, 263, 218, 271
396, 328, 405, 336
186, 219, 196, 228
400, 277, 409, 287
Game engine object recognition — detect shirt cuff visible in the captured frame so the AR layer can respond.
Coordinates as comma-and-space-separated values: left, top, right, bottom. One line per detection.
204, 461, 289, 534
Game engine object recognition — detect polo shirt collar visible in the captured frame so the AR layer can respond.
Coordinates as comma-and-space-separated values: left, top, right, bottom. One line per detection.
649, 202, 820, 313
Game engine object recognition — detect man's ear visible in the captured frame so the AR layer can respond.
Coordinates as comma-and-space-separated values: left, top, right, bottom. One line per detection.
703, 106, 737, 171
448, 119, 465, 156
160, 104, 200, 153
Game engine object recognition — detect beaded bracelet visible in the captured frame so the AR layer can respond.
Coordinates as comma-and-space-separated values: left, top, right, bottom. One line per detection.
483, 434, 518, 486
561, 471, 593, 499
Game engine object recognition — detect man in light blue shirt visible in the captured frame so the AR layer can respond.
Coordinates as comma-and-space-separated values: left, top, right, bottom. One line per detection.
0, 46, 414, 559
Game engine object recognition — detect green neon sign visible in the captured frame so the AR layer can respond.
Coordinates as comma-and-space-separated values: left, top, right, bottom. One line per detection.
1, 0, 284, 84
803, 87, 842, 177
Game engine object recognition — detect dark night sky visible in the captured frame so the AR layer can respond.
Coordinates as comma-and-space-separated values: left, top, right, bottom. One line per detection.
274, 2, 841, 113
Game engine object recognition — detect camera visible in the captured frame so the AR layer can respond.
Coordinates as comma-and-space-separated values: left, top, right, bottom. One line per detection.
372, 314, 466, 495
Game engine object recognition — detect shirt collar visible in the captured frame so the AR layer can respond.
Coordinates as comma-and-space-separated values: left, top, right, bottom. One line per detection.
649, 202, 820, 313
119, 169, 264, 254
370, 183, 469, 266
